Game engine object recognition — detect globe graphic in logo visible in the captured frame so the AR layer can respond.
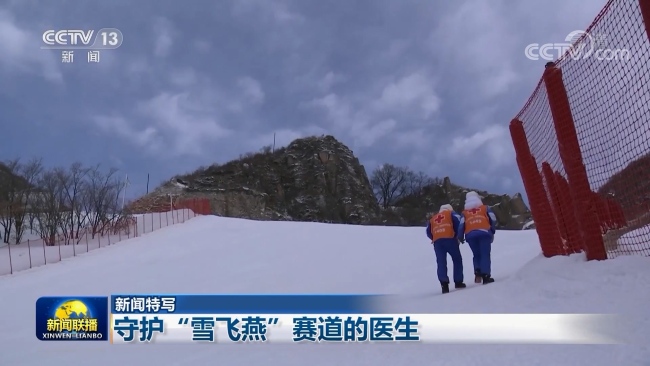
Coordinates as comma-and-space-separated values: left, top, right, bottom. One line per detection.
55, 300, 91, 334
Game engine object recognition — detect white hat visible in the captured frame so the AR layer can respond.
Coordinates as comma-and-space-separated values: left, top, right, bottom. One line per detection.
466, 191, 480, 199
464, 191, 484, 209
439, 204, 453, 212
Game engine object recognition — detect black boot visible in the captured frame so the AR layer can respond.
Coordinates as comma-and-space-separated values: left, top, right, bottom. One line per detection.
441, 281, 450, 294
474, 269, 482, 284
482, 274, 495, 284
455, 282, 466, 289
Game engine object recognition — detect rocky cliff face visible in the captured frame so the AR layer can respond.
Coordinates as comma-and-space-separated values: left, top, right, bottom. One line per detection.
129, 135, 382, 224
381, 177, 533, 229
129, 135, 532, 229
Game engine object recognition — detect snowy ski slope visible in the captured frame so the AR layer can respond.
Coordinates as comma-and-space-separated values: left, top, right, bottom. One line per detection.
0, 215, 648, 365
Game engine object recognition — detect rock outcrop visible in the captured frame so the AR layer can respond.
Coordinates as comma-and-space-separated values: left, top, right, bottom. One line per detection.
128, 135, 532, 229
381, 176, 533, 229
129, 135, 382, 224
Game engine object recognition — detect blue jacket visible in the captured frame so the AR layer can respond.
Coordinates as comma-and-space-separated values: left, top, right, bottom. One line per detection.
458, 206, 497, 242
426, 212, 461, 244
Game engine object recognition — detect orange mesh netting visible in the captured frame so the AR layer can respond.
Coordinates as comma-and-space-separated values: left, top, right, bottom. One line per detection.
510, 0, 650, 259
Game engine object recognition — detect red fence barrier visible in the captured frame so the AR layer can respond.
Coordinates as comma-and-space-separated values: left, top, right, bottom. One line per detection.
0, 198, 211, 276
132, 196, 212, 216
510, 0, 650, 259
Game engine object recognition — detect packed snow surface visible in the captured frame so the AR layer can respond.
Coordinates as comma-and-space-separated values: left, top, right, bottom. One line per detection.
0, 215, 648, 365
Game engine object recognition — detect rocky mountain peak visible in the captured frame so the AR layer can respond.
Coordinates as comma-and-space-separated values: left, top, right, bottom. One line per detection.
128, 135, 532, 229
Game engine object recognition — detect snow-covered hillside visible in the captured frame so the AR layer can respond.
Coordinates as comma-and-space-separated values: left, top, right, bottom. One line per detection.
0, 216, 648, 365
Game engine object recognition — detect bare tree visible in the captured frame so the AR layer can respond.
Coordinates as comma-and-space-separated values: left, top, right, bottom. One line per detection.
0, 160, 20, 243
239, 151, 257, 159
0, 158, 42, 244
13, 159, 43, 244
102, 178, 125, 233
54, 167, 72, 243
57, 163, 89, 244
31, 169, 66, 246
1, 160, 129, 247
370, 164, 410, 209
81, 165, 121, 238
405, 170, 436, 199
259, 145, 273, 154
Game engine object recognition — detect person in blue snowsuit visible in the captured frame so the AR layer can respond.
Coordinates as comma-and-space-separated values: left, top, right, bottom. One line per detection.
458, 191, 497, 284
426, 204, 466, 294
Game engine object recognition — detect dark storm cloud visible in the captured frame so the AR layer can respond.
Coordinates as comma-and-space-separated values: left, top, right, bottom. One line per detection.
0, 0, 608, 199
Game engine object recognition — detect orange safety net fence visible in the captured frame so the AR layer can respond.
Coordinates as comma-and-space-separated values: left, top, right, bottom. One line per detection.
510, 0, 650, 260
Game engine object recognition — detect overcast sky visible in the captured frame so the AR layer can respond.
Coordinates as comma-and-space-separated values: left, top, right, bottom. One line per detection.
0, 0, 608, 200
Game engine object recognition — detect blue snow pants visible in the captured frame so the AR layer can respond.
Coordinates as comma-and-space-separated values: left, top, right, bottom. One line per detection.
433, 238, 463, 283
466, 233, 492, 276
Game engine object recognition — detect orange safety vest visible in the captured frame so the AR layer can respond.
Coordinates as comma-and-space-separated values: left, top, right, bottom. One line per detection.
429, 210, 455, 242
462, 205, 491, 233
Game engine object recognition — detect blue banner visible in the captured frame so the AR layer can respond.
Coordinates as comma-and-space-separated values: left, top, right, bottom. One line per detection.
110, 294, 387, 314
35, 296, 109, 341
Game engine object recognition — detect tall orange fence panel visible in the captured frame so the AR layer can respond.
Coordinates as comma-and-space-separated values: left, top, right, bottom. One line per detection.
510, 0, 650, 260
